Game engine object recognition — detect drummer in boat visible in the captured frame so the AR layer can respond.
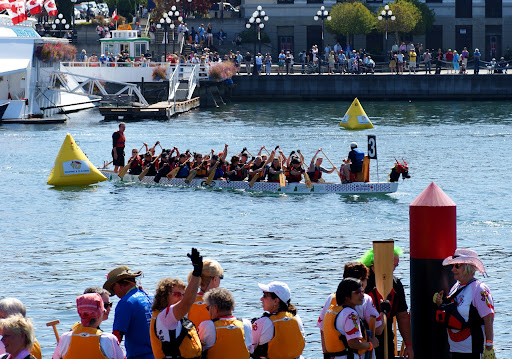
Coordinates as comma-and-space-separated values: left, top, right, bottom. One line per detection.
341, 142, 365, 184
307, 148, 337, 183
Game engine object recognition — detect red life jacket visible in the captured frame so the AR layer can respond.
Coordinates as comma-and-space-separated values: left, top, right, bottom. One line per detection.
308, 167, 322, 181
114, 131, 125, 148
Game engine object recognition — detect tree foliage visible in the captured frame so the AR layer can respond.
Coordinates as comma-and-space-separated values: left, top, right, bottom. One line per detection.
409, 0, 435, 35
152, 0, 213, 18
326, 2, 376, 45
375, 0, 421, 43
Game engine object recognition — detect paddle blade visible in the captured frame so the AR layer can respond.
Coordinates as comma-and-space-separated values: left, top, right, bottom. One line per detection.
167, 165, 180, 179
206, 162, 219, 185
373, 240, 395, 299
304, 172, 312, 188
185, 169, 197, 184
249, 171, 259, 188
279, 173, 286, 187
118, 159, 132, 179
138, 166, 149, 181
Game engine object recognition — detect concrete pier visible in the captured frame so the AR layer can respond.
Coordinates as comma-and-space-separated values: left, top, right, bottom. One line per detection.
231, 73, 512, 100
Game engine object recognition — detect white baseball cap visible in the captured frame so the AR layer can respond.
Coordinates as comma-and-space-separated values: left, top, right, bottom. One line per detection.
350, 142, 358, 149
258, 281, 291, 303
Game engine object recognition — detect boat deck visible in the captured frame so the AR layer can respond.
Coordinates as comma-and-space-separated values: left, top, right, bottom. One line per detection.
1, 117, 66, 124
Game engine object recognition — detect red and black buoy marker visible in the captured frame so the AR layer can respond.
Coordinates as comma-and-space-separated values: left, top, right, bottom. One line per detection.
409, 182, 456, 359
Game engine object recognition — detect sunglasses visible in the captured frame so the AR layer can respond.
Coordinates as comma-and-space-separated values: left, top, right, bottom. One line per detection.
171, 292, 184, 297
262, 292, 273, 298
104, 302, 113, 309
353, 288, 364, 295
453, 264, 462, 269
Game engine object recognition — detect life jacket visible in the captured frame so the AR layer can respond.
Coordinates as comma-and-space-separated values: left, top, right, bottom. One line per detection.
308, 167, 322, 181
206, 318, 249, 359
151, 310, 202, 359
286, 167, 302, 183
267, 165, 282, 182
114, 131, 125, 148
266, 312, 305, 359
250, 163, 264, 182
324, 305, 368, 359
435, 280, 485, 353
228, 164, 244, 181
367, 287, 400, 318
63, 326, 108, 359
195, 162, 209, 178
188, 293, 210, 328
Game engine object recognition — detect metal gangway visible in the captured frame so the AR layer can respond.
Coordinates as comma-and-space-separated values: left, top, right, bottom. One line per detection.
47, 71, 149, 107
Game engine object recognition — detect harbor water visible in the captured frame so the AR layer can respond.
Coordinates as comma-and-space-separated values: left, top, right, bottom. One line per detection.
1, 101, 511, 357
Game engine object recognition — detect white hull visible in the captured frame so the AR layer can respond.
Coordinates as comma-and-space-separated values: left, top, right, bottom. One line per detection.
100, 170, 398, 194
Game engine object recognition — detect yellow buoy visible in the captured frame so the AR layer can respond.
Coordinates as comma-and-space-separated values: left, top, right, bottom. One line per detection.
47, 133, 107, 186
339, 98, 374, 130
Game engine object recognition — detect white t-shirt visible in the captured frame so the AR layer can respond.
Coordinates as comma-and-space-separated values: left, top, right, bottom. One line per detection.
52, 329, 125, 359
317, 293, 382, 331
446, 280, 494, 353
334, 307, 364, 359
156, 303, 183, 340
252, 313, 305, 348
0, 341, 5, 354
198, 316, 253, 352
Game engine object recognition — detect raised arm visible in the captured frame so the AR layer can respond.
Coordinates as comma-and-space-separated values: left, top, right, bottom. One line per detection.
172, 248, 203, 320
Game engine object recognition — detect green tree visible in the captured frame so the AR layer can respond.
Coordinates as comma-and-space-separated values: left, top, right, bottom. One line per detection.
326, 2, 376, 48
409, 0, 435, 35
375, 0, 421, 44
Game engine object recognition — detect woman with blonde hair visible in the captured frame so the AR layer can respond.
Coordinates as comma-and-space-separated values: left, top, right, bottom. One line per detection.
0, 314, 36, 359
187, 258, 224, 328
149, 248, 203, 359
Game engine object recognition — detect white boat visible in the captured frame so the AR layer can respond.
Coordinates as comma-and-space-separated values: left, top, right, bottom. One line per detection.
0, 15, 97, 121
100, 170, 398, 194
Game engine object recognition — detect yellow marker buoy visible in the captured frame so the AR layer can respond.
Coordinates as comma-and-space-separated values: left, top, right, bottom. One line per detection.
339, 98, 374, 130
47, 133, 107, 186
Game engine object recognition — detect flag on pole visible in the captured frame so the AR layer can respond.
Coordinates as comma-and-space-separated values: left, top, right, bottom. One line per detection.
27, 0, 44, 15
16, 0, 27, 22
112, 9, 118, 21
43, 0, 57, 17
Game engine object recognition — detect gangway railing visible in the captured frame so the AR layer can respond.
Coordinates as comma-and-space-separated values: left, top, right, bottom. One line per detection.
168, 63, 180, 107
186, 65, 199, 100
49, 71, 149, 107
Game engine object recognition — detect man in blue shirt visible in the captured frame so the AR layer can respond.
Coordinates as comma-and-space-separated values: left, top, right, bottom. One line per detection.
341, 142, 365, 183
104, 266, 154, 359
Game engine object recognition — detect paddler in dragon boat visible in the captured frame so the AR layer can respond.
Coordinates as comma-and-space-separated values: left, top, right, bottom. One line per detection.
285, 156, 305, 183
308, 148, 337, 183
340, 142, 365, 184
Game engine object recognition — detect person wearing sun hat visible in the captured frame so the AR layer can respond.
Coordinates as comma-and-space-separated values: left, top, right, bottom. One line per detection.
433, 249, 495, 359
52, 293, 124, 359
251, 281, 305, 359
103, 266, 153, 359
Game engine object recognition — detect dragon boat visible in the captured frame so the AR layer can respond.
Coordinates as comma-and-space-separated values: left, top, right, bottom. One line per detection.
99, 170, 400, 194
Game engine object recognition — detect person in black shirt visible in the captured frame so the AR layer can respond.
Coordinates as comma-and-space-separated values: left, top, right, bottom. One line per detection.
359, 246, 414, 359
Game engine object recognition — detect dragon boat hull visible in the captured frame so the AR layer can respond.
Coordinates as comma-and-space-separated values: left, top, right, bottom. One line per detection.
100, 170, 398, 194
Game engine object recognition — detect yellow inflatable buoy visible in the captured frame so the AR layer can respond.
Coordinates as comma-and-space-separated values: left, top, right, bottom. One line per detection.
339, 98, 374, 130
47, 133, 107, 186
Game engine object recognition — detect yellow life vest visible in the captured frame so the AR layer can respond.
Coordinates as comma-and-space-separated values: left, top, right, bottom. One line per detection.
151, 309, 202, 359
206, 318, 249, 359
31, 340, 42, 359
188, 293, 210, 328
63, 326, 108, 359
267, 312, 305, 359
324, 304, 368, 357
150, 310, 165, 359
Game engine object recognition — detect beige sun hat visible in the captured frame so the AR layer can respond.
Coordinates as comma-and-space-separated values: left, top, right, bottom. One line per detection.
103, 266, 142, 295
442, 249, 485, 273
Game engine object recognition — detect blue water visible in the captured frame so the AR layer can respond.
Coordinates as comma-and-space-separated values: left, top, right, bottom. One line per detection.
1, 101, 511, 357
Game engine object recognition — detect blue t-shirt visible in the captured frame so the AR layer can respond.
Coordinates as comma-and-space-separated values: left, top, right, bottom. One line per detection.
113, 287, 154, 359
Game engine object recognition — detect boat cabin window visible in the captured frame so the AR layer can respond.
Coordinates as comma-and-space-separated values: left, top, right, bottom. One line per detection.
119, 43, 130, 54
134, 43, 147, 57
103, 43, 114, 55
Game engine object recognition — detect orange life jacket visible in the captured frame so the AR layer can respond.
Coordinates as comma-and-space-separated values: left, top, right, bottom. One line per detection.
188, 293, 210, 328
205, 318, 249, 359
266, 312, 305, 359
63, 326, 108, 359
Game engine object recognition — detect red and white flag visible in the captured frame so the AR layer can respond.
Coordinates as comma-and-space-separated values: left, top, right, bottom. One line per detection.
112, 9, 118, 21
44, 0, 57, 17
27, 0, 44, 15
7, 0, 26, 25
0, 0, 10, 12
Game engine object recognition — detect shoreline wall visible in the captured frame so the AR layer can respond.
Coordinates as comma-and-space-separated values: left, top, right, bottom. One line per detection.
231, 74, 512, 101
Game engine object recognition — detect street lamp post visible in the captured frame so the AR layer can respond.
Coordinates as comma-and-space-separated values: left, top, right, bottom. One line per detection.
157, 7, 183, 57
71, 0, 77, 43
378, 4, 396, 41
52, 13, 69, 38
245, 5, 268, 76
314, 6, 331, 75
